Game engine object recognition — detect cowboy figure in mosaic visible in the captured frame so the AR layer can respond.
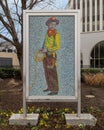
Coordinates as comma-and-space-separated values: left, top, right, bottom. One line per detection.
40, 17, 60, 95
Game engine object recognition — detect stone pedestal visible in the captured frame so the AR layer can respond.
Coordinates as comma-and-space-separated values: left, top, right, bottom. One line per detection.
9, 114, 39, 125
65, 114, 97, 126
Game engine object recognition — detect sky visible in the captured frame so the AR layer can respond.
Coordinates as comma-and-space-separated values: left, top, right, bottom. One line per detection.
0, 0, 69, 43
33, 0, 69, 10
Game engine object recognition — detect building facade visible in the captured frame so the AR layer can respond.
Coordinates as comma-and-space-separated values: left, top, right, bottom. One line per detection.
0, 42, 19, 68
69, 0, 104, 68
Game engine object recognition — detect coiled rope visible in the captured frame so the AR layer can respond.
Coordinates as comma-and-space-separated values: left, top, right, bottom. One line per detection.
31, 50, 46, 89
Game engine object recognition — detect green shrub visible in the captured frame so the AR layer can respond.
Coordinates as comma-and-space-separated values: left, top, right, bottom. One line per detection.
81, 68, 104, 74
0, 68, 21, 79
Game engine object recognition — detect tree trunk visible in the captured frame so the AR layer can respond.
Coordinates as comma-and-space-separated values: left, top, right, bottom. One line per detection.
16, 44, 23, 80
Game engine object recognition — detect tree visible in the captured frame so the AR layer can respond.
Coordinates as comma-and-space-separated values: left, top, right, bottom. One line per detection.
0, 0, 45, 78
0, 0, 69, 78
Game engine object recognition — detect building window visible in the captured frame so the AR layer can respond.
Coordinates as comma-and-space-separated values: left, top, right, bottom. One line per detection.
8, 49, 13, 53
2, 49, 6, 52
0, 58, 12, 68
90, 41, 104, 68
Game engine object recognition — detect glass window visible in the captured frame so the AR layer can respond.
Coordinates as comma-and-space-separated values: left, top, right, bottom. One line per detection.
90, 41, 104, 68
2, 49, 6, 52
100, 41, 104, 58
8, 49, 13, 53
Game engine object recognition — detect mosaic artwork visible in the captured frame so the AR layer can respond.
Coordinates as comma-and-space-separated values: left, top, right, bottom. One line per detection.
29, 15, 75, 96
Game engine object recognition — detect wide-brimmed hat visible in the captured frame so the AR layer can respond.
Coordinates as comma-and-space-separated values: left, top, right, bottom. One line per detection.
46, 17, 59, 26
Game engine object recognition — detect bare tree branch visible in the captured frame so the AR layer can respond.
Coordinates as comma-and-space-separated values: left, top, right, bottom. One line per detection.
0, 13, 5, 17
27, 0, 44, 9
28, 0, 38, 9
0, 0, 59, 76
21, 0, 26, 9
0, 0, 19, 43
0, 34, 14, 44
0, 26, 7, 34
14, 0, 22, 25
0, 15, 12, 35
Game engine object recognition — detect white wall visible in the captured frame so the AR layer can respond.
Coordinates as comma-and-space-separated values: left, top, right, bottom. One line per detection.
81, 31, 104, 68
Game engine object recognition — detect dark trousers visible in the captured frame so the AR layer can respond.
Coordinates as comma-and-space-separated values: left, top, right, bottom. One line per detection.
43, 52, 59, 92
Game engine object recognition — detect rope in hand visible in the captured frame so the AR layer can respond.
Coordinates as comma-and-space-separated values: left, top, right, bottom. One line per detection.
34, 50, 46, 62
31, 50, 46, 89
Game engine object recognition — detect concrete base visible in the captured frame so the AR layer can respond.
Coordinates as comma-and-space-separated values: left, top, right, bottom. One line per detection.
65, 114, 97, 126
9, 114, 39, 125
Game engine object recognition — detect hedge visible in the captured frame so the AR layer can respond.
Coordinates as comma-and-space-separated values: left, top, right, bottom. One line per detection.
0, 68, 21, 79
81, 68, 104, 74
0, 68, 104, 80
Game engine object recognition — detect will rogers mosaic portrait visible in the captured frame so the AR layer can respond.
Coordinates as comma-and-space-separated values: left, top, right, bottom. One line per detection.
37, 17, 60, 95
25, 11, 79, 98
